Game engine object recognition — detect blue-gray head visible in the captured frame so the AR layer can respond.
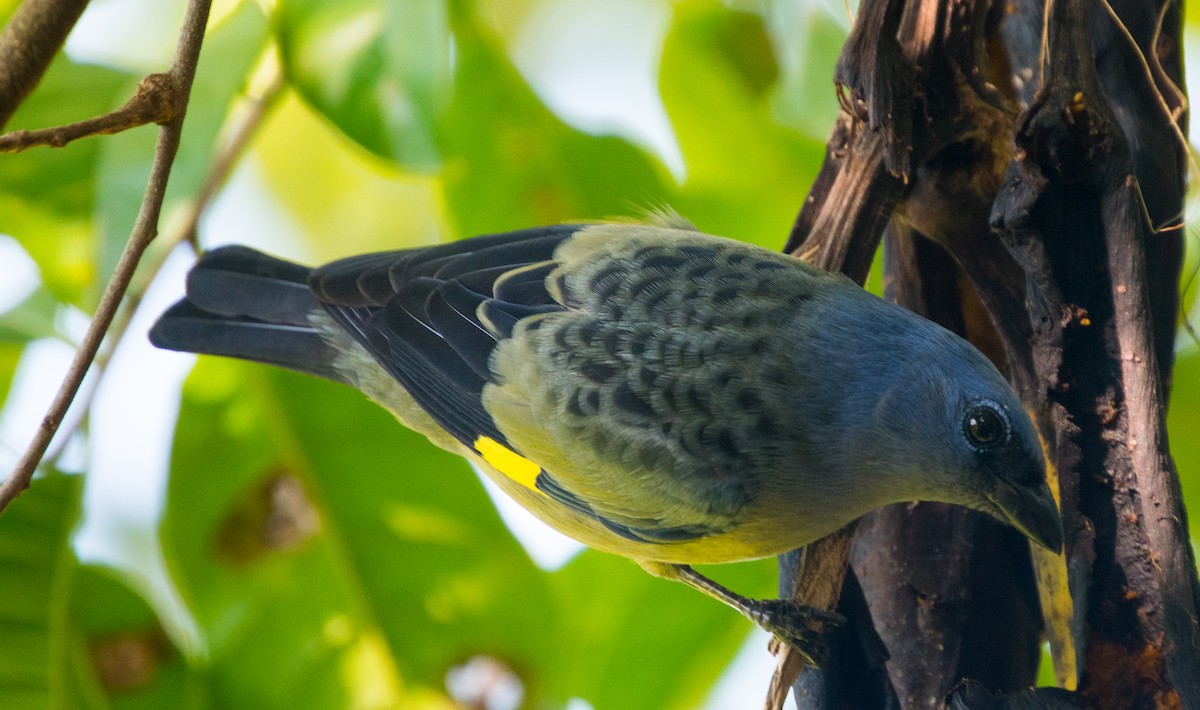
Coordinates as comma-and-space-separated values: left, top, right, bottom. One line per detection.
805, 294, 1063, 552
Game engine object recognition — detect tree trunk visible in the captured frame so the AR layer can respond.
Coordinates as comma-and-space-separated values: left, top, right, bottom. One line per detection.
779, 0, 1198, 706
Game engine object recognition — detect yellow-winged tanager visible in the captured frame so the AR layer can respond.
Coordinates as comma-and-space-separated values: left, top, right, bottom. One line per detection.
150, 223, 1063, 661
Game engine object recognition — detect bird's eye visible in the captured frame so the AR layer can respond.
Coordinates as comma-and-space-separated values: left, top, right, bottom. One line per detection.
963, 404, 1008, 449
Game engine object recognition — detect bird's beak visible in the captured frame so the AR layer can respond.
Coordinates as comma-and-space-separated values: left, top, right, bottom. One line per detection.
986, 480, 1064, 553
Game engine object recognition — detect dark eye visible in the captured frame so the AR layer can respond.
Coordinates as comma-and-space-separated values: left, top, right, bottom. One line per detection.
963, 405, 1008, 449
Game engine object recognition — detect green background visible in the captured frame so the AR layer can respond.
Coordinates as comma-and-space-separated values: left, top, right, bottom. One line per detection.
0, 0, 1196, 707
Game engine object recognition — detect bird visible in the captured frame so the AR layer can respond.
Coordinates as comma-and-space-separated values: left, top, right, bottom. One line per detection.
150, 221, 1063, 663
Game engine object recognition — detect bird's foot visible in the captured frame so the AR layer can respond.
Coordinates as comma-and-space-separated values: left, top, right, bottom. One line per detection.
747, 599, 844, 667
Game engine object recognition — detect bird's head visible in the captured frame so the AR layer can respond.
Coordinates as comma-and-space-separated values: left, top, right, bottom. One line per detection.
956, 396, 1063, 553
931, 388, 1063, 553
840, 320, 1064, 554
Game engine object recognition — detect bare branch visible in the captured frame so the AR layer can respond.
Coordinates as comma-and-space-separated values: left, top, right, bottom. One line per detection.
0, 72, 179, 153
42, 61, 285, 468
0, 0, 214, 514
0, 0, 91, 130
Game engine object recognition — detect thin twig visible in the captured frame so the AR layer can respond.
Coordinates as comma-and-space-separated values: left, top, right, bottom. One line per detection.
0, 0, 91, 130
0, 0, 215, 514
0, 72, 179, 153
42, 61, 286, 468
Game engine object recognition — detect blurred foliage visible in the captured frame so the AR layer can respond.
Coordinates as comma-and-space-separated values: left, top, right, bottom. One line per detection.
276, 0, 451, 170
0, 473, 80, 709
0, 57, 132, 306
0, 0, 1197, 708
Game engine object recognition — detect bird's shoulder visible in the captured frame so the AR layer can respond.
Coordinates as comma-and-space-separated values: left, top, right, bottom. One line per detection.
549, 224, 830, 317
485, 227, 836, 535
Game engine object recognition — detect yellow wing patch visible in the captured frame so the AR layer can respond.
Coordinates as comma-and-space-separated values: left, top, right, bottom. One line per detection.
474, 436, 542, 492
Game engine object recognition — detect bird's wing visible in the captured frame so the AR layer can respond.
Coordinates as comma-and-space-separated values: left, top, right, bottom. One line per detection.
309, 225, 576, 448
310, 224, 822, 543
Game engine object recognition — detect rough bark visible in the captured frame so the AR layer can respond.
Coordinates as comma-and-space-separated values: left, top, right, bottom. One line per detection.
778, 0, 1196, 706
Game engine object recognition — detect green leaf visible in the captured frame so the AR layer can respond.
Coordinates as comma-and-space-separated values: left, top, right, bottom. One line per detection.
162, 360, 390, 709
0, 343, 21, 410
660, 1, 827, 249
251, 92, 447, 259
1168, 346, 1200, 524
67, 565, 208, 710
260, 367, 565, 698
547, 552, 773, 710
162, 360, 551, 706
439, 12, 671, 235
276, 0, 451, 170
763, 3, 847, 141
93, 1, 269, 298
0, 57, 134, 306
0, 473, 82, 709
0, 287, 61, 406
0, 287, 61, 343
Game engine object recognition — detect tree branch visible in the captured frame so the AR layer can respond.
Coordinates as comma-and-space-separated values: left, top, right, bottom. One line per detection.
0, 0, 91, 130
988, 0, 1198, 701
41, 62, 284, 468
0, 72, 179, 153
0, 0, 214, 514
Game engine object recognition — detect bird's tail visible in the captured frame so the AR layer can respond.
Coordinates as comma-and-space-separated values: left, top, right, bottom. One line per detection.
149, 246, 345, 382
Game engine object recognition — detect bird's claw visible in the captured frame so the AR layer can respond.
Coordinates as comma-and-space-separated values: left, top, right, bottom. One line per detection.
750, 599, 843, 667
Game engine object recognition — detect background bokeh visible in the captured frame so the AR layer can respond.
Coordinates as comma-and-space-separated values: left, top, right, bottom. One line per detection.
0, 0, 1196, 708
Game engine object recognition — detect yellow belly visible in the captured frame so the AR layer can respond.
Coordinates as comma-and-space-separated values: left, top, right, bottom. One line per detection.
471, 454, 819, 566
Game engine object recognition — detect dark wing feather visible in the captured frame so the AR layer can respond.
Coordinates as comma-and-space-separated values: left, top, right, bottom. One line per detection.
418, 234, 572, 281
479, 300, 559, 339
308, 226, 579, 453
424, 280, 500, 380
150, 246, 344, 381
494, 262, 559, 305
